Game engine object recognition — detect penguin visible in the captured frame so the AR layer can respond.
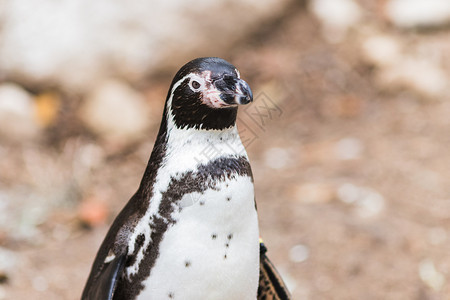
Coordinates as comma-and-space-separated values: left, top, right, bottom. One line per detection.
82, 57, 291, 300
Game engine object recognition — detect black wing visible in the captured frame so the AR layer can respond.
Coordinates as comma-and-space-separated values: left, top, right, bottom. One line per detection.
82, 192, 143, 300
83, 254, 126, 300
258, 242, 292, 300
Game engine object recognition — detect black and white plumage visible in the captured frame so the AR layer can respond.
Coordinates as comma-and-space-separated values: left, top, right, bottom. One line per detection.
82, 57, 291, 300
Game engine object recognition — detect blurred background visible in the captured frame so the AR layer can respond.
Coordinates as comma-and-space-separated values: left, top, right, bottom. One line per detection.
1, 0, 450, 299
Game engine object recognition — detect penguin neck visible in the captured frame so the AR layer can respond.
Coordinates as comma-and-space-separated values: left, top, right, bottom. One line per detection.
165, 118, 243, 163
139, 110, 245, 197
164, 105, 243, 159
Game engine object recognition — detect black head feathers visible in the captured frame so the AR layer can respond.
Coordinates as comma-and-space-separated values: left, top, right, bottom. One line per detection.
165, 57, 253, 130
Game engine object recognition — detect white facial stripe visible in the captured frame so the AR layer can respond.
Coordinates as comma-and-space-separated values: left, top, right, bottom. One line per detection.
189, 75, 205, 92
166, 72, 230, 123
165, 73, 194, 130
170, 74, 194, 100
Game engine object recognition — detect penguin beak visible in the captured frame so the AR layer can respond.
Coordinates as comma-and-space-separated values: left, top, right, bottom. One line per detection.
213, 75, 253, 106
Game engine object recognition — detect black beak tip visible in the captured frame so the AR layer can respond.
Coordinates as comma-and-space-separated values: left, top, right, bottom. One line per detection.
239, 94, 252, 105
239, 80, 253, 105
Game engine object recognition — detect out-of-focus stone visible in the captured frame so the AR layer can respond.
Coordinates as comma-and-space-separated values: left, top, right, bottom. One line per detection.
289, 244, 310, 263
0, 247, 16, 283
362, 35, 402, 67
386, 0, 450, 29
337, 183, 385, 218
78, 196, 109, 227
334, 137, 363, 160
337, 183, 360, 204
309, 0, 362, 42
0, 0, 291, 92
79, 80, 151, 143
419, 259, 445, 291
354, 189, 385, 219
0, 83, 40, 141
362, 33, 450, 99
376, 58, 449, 99
263, 147, 292, 170
34, 92, 60, 127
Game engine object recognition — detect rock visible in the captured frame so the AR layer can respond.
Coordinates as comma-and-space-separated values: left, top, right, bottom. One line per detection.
362, 35, 402, 67
78, 196, 109, 227
0, 0, 291, 92
34, 92, 61, 127
79, 80, 151, 143
334, 137, 363, 160
0, 247, 16, 287
419, 259, 445, 291
0, 248, 16, 275
0, 83, 40, 141
362, 33, 450, 99
309, 0, 362, 42
263, 147, 292, 170
386, 0, 450, 29
376, 58, 449, 99
336, 183, 360, 204
337, 183, 385, 218
289, 244, 310, 263
355, 189, 385, 218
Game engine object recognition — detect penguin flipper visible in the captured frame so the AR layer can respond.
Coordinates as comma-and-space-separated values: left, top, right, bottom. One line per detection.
84, 254, 126, 300
257, 242, 292, 300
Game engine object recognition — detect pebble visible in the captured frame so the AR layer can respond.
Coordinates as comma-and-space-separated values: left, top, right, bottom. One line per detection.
377, 58, 449, 99
0, 247, 16, 275
309, 0, 362, 42
419, 259, 445, 291
289, 244, 310, 263
386, 0, 450, 29
0, 83, 40, 141
362, 35, 401, 67
337, 183, 385, 218
355, 190, 385, 218
337, 183, 360, 204
34, 92, 60, 127
79, 80, 151, 143
263, 147, 291, 169
334, 137, 363, 160
78, 196, 109, 227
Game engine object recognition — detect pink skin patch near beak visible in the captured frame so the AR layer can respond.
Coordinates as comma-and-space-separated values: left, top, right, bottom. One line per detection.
199, 71, 231, 108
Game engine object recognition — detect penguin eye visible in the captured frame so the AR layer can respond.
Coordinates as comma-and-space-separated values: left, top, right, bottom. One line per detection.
191, 80, 201, 90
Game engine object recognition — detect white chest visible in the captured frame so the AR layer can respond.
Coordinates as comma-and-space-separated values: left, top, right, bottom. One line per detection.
137, 175, 259, 300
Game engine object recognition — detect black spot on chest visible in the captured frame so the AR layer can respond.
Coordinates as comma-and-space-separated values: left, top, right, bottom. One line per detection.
162, 156, 253, 205
122, 156, 253, 299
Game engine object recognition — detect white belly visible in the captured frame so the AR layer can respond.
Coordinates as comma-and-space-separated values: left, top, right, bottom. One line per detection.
137, 175, 259, 300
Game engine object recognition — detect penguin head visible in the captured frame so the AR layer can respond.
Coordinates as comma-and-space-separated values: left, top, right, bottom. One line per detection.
166, 57, 253, 130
